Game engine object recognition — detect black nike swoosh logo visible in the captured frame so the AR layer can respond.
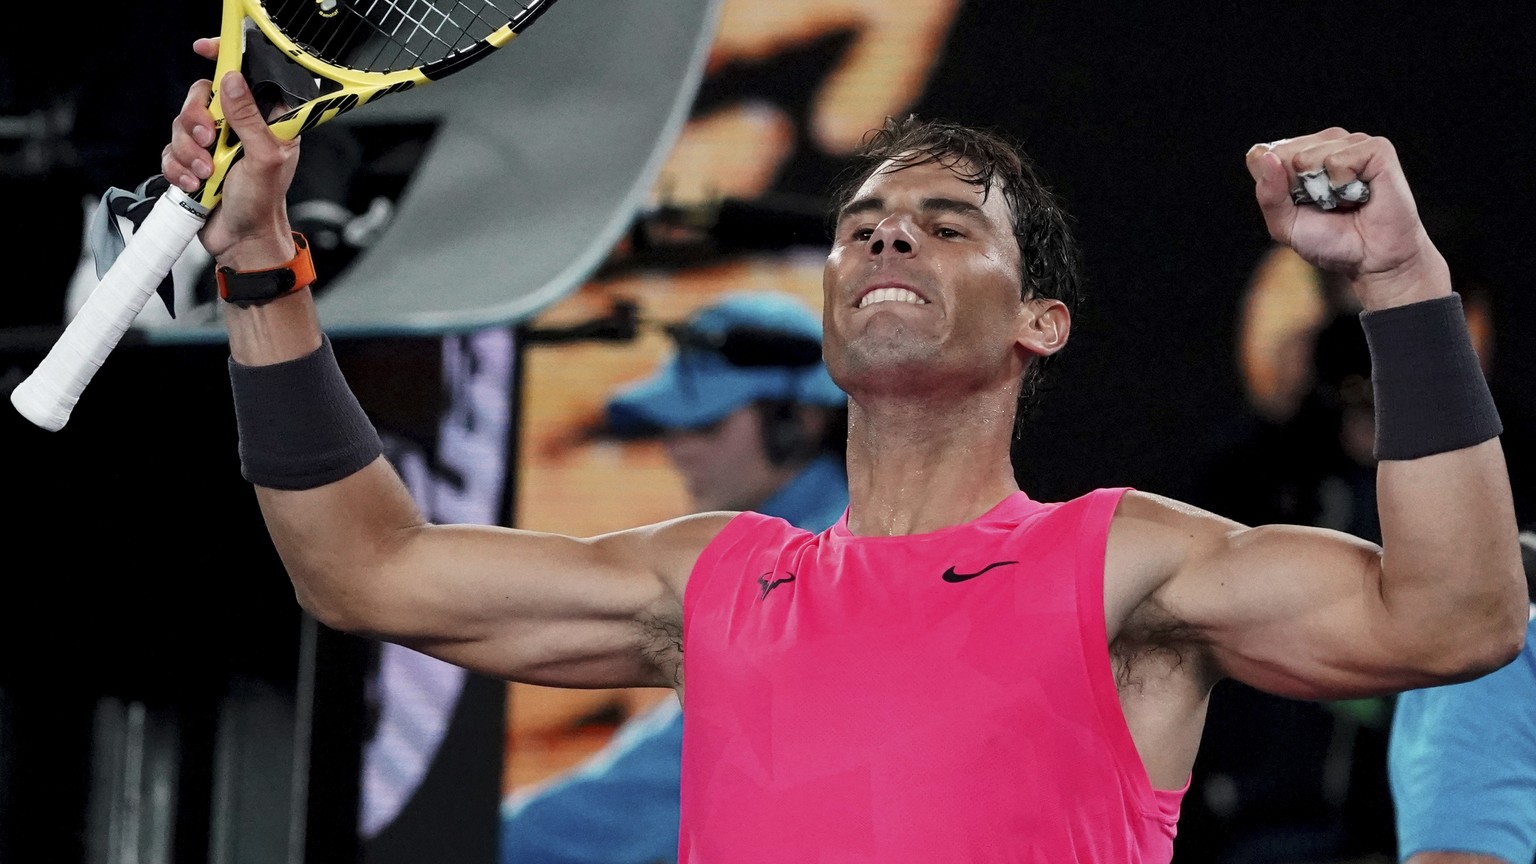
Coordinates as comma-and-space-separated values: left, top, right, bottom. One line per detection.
941, 561, 1019, 583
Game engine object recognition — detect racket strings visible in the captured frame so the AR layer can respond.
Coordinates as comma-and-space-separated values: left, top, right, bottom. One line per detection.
264, 0, 543, 73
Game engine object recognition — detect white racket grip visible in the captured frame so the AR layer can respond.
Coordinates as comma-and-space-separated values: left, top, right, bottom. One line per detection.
11, 187, 208, 431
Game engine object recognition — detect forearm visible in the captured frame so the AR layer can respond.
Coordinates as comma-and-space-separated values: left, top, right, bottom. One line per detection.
1362, 260, 1525, 670
222, 283, 406, 621
1377, 442, 1524, 663
219, 225, 325, 366
226, 290, 324, 364
1223, 130, 1525, 694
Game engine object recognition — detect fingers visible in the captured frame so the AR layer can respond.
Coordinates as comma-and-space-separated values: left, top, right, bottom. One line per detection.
1244, 127, 1394, 245
1244, 144, 1293, 235
1262, 128, 1386, 212
163, 70, 296, 196
164, 79, 217, 192
217, 72, 284, 159
217, 72, 262, 134
1244, 127, 1427, 283
162, 38, 225, 192
1291, 134, 1368, 208
1311, 137, 1379, 205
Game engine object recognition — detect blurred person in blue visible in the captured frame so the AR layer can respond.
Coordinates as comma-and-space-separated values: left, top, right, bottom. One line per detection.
1388, 528, 1536, 864
499, 290, 849, 864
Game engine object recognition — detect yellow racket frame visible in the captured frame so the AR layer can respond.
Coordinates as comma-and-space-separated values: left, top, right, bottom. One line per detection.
197, 0, 527, 212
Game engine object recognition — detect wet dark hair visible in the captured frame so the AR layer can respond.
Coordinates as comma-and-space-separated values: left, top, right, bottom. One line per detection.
828, 115, 1085, 432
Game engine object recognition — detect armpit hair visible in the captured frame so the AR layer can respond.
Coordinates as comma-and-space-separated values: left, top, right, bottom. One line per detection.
637, 602, 684, 688
1110, 596, 1216, 694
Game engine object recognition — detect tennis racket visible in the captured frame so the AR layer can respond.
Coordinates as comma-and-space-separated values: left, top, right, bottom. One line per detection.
11, 0, 560, 431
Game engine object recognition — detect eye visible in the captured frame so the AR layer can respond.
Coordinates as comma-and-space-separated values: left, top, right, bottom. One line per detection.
851, 227, 874, 241
934, 226, 964, 239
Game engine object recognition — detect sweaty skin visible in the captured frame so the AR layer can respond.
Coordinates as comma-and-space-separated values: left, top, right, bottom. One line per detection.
821, 151, 1523, 790
159, 57, 1526, 808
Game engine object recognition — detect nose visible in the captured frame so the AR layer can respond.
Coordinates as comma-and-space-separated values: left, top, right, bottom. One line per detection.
868, 216, 917, 257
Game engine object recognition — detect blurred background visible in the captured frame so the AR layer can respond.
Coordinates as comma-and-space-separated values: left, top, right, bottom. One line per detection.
1, 1, 1531, 862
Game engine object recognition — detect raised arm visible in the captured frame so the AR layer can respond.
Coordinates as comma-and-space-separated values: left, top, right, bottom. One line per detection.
164, 52, 727, 691
1110, 129, 1526, 701
261, 473, 728, 690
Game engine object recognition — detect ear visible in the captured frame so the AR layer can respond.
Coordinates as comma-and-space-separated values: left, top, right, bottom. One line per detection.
1016, 297, 1070, 358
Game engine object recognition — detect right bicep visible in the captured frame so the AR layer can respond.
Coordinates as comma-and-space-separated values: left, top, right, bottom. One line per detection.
346, 513, 732, 689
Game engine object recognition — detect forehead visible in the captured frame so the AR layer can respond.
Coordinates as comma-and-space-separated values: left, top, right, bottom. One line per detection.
844, 156, 1012, 226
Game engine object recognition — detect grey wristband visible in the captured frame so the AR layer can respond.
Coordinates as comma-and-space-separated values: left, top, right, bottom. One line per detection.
229, 334, 384, 489
1360, 293, 1502, 461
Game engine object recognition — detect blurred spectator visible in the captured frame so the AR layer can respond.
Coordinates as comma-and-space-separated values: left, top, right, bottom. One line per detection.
499, 291, 849, 864
1386, 530, 1536, 864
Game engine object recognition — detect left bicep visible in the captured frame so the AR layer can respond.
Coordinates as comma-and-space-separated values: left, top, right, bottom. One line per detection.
1119, 492, 1429, 700
1166, 521, 1417, 698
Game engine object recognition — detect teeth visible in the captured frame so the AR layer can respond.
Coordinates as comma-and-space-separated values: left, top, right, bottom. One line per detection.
858, 287, 927, 309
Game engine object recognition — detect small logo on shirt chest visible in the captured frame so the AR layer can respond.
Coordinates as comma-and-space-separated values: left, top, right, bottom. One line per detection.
757, 572, 796, 600
941, 561, 1019, 583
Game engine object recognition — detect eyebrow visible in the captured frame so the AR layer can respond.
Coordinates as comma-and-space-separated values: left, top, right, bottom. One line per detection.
836, 195, 988, 225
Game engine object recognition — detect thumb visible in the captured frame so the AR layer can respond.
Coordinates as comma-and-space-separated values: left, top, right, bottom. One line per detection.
1246, 146, 1294, 232
217, 72, 275, 151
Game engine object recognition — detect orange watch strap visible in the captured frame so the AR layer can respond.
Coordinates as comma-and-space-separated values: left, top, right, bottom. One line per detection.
216, 232, 317, 308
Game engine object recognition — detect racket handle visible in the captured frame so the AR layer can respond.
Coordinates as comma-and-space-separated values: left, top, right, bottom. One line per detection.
11, 187, 207, 431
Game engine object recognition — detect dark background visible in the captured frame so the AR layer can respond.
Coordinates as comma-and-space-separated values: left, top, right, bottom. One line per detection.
1, 1, 1531, 862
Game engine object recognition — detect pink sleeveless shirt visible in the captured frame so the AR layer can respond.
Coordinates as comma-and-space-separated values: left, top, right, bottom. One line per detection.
678, 487, 1184, 863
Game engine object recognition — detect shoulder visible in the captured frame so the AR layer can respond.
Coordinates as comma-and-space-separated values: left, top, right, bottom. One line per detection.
1110, 488, 1239, 523
1103, 490, 1247, 618
1108, 490, 1244, 551
1050, 486, 1230, 528
635, 510, 744, 541
630, 510, 816, 591
591, 511, 743, 595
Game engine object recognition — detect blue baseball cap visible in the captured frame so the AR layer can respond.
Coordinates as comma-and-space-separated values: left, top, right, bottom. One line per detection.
605, 292, 847, 435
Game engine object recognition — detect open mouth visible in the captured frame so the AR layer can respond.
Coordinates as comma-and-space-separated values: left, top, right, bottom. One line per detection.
856, 285, 929, 309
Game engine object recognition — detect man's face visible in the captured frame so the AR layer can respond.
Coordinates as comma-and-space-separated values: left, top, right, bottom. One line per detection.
822, 156, 1028, 398
661, 406, 788, 512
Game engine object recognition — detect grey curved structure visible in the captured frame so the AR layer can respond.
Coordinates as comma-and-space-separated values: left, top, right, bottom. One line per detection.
150, 0, 722, 342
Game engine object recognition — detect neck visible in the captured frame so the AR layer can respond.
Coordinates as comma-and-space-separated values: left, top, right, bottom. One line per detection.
842, 391, 1020, 536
